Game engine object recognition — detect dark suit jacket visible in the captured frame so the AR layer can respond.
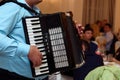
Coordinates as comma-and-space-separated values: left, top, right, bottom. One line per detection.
73, 42, 104, 80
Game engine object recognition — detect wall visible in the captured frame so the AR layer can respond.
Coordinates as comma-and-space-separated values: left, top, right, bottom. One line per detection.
114, 0, 120, 33
37, 0, 83, 24
38, 0, 119, 32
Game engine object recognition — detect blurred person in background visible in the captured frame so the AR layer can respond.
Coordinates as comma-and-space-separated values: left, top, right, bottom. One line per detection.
73, 25, 103, 80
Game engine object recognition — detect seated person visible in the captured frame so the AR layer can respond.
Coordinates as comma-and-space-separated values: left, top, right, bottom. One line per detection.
73, 25, 104, 80
115, 32, 120, 53
95, 33, 106, 55
112, 47, 120, 64
103, 23, 117, 56
111, 32, 120, 63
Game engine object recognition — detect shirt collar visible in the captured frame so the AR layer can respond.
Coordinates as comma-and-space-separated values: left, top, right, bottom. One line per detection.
17, 0, 40, 14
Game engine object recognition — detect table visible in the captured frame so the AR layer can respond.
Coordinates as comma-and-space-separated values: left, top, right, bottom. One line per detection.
104, 61, 120, 67
48, 72, 73, 80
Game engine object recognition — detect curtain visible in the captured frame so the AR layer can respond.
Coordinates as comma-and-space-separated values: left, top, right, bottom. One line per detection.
82, 0, 115, 26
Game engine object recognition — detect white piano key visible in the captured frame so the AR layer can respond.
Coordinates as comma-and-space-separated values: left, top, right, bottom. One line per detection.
26, 23, 40, 27
39, 48, 46, 51
42, 59, 47, 63
36, 44, 44, 47
28, 32, 34, 35
29, 38, 43, 43
29, 39, 34, 42
41, 52, 46, 55
35, 69, 48, 74
26, 26, 33, 30
35, 70, 49, 75
27, 28, 42, 32
30, 40, 36, 44
35, 65, 49, 72
35, 40, 43, 44
40, 67, 49, 71
27, 24, 41, 28
28, 30, 42, 34
42, 55, 47, 59
28, 35, 43, 40
26, 23, 36, 27
26, 20, 40, 24
35, 66, 41, 70
28, 32, 43, 37
30, 44, 36, 46
40, 63, 48, 68
34, 36, 43, 40
25, 17, 40, 22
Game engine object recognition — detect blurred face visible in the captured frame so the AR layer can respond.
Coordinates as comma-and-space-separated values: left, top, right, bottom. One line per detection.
103, 25, 111, 33
83, 30, 93, 41
32, 0, 43, 5
26, 0, 43, 7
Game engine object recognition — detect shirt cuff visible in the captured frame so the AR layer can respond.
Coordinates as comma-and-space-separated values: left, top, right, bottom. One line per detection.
17, 43, 30, 56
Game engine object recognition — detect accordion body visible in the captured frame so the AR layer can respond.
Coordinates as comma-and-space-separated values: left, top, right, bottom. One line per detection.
22, 12, 84, 77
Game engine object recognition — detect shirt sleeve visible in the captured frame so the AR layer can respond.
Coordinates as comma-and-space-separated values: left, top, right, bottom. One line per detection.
0, 3, 30, 56
106, 32, 114, 42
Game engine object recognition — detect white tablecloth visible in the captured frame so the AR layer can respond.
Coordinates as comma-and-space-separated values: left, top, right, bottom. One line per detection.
104, 61, 120, 68
48, 72, 73, 80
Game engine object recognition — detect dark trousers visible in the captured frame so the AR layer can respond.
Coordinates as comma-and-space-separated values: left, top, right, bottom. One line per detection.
0, 68, 35, 80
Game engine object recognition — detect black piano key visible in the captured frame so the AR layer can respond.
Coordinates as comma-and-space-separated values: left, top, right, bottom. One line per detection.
42, 61, 47, 64
34, 35, 42, 38
33, 30, 42, 33
39, 67, 49, 72
34, 38, 43, 41
40, 69, 49, 73
31, 22, 40, 25
42, 57, 47, 60
38, 48, 45, 51
32, 27, 41, 30
39, 49, 46, 52
40, 66, 48, 70
42, 54, 46, 57
34, 37, 44, 42
35, 41, 44, 45
37, 46, 45, 49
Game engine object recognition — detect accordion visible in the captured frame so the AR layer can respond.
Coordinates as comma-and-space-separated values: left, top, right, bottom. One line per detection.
22, 12, 84, 77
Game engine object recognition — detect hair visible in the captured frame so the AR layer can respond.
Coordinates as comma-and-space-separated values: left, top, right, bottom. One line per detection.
104, 23, 112, 28
83, 24, 93, 33
95, 20, 101, 24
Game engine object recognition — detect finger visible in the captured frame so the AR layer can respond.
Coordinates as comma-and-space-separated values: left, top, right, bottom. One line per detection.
33, 56, 42, 67
33, 60, 39, 67
39, 52, 43, 58
32, 60, 36, 68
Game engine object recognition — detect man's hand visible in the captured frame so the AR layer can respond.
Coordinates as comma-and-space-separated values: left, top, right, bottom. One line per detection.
28, 45, 43, 67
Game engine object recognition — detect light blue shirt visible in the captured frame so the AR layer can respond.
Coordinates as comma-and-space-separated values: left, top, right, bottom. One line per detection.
0, 0, 40, 78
